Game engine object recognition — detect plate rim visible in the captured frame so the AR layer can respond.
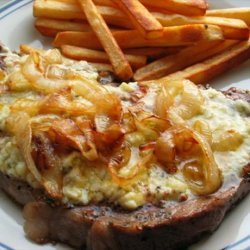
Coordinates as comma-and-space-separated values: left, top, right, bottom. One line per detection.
0, 0, 33, 21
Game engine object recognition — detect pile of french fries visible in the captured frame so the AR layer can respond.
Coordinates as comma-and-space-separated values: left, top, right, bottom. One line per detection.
32, 0, 250, 82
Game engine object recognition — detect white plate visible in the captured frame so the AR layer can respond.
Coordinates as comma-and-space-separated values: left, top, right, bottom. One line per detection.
0, 0, 249, 249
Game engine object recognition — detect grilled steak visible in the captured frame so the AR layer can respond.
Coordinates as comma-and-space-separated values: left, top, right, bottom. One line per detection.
0, 164, 250, 250
0, 45, 249, 250
0, 89, 249, 250
223, 87, 250, 102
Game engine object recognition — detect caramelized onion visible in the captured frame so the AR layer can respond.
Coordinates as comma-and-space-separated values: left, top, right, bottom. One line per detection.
95, 114, 112, 133
121, 111, 137, 133
0, 69, 7, 84
154, 79, 204, 123
93, 123, 124, 152
10, 92, 95, 118
22, 52, 122, 120
173, 81, 204, 120
212, 130, 244, 151
72, 82, 122, 120
193, 120, 212, 145
134, 119, 159, 142
31, 115, 59, 133
44, 49, 62, 65
51, 119, 98, 161
155, 131, 176, 165
142, 115, 171, 133
125, 114, 171, 147
39, 93, 95, 117
6, 112, 42, 182
155, 125, 222, 195
8, 71, 31, 91
10, 99, 41, 117
76, 118, 99, 161
154, 87, 173, 119
108, 145, 153, 185
22, 53, 68, 93
6, 112, 62, 198
32, 132, 62, 199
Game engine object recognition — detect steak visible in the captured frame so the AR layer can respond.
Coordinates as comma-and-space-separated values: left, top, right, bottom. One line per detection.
0, 88, 249, 250
223, 87, 250, 102
1, 168, 250, 250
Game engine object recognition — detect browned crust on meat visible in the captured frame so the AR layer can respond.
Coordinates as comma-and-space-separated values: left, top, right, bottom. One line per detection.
223, 87, 250, 102
0, 169, 250, 250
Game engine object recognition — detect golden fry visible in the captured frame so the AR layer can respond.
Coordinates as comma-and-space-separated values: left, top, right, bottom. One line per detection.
35, 18, 92, 37
33, 0, 131, 28
124, 47, 184, 58
134, 40, 239, 81
140, 0, 208, 16
77, 0, 133, 80
207, 8, 250, 26
113, 0, 163, 39
153, 13, 250, 40
53, 25, 223, 49
56, 0, 115, 7
35, 18, 122, 37
89, 62, 113, 72
34, 0, 250, 82
43, 0, 208, 16
149, 40, 250, 85
33, 0, 209, 29
61, 45, 147, 69
93, 0, 115, 6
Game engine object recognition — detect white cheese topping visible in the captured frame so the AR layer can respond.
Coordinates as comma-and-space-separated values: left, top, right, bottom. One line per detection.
0, 48, 249, 210
189, 89, 250, 176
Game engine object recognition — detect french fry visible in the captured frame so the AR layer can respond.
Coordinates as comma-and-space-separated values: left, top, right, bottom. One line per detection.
33, 0, 209, 28
36, 26, 61, 37
124, 47, 184, 59
35, 18, 123, 37
89, 62, 113, 72
207, 8, 250, 26
48, 0, 208, 16
134, 40, 239, 81
61, 45, 147, 69
33, 0, 82, 19
53, 25, 223, 49
38, 1, 247, 36
56, 0, 116, 7
77, 0, 133, 80
148, 40, 250, 85
153, 13, 250, 40
93, 0, 115, 6
140, 0, 208, 16
33, 0, 132, 29
35, 18, 92, 37
146, 7, 173, 15
56, 0, 115, 7
36, 13, 249, 41
53, 31, 100, 49
112, 0, 163, 39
